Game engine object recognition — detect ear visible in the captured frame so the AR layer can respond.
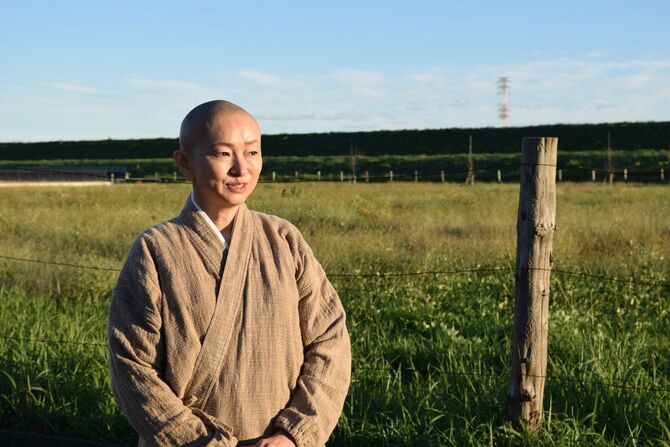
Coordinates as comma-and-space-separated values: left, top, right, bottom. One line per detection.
173, 149, 194, 180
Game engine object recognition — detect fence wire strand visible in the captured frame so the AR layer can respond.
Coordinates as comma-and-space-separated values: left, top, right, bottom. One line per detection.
1, 333, 667, 394
1, 254, 668, 287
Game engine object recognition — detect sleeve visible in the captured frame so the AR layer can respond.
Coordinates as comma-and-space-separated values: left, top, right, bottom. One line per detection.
273, 231, 352, 447
108, 234, 238, 447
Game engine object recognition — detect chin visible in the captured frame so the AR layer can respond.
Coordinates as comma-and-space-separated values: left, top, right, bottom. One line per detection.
220, 195, 248, 207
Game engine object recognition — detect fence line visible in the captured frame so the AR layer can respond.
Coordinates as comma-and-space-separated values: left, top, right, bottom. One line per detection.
1, 164, 667, 183
1, 333, 667, 395
353, 365, 670, 394
1, 254, 667, 288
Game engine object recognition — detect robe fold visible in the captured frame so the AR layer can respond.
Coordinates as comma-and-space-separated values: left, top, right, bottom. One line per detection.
108, 196, 351, 447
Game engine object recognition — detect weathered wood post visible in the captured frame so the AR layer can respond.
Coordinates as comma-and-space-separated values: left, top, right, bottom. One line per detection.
272, 171, 276, 181
498, 169, 502, 183
414, 170, 418, 182
662, 168, 665, 181
317, 171, 321, 181
110, 173, 115, 185
606, 131, 614, 185
466, 135, 475, 185
389, 170, 393, 182
624, 168, 628, 181
508, 137, 558, 430
294, 171, 299, 181
172, 171, 177, 182
591, 170, 596, 182
441, 170, 445, 183
340, 171, 344, 182
558, 169, 562, 182
364, 171, 369, 182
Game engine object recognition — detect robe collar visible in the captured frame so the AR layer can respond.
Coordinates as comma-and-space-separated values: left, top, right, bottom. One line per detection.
178, 194, 251, 281
179, 194, 256, 408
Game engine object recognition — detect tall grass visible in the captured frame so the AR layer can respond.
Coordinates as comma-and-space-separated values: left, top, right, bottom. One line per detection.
0, 183, 668, 445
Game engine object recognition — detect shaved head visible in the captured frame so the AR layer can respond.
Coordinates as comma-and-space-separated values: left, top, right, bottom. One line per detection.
179, 100, 259, 154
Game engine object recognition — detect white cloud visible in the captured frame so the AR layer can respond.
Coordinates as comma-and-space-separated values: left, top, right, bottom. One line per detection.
325, 69, 386, 86
5, 56, 670, 140
47, 81, 101, 94
237, 70, 299, 88
127, 77, 201, 90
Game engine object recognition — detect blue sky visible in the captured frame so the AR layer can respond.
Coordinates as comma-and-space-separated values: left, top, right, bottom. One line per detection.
1, 0, 668, 141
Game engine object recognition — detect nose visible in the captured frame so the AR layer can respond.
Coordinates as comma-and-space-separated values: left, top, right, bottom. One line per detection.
228, 153, 248, 178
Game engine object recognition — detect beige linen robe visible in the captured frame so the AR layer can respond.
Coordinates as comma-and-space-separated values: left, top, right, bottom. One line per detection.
108, 197, 351, 446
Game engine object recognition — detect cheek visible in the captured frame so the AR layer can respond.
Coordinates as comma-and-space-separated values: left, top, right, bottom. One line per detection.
251, 159, 263, 176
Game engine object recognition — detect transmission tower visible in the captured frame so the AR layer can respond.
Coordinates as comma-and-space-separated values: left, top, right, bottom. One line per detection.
497, 76, 510, 127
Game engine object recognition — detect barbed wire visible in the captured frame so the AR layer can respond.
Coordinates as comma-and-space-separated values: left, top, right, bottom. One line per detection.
1, 333, 666, 394
0, 255, 120, 272
0, 334, 107, 347
1, 254, 667, 287
352, 365, 670, 394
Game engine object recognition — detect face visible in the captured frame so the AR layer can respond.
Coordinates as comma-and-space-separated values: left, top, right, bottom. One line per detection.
176, 110, 262, 211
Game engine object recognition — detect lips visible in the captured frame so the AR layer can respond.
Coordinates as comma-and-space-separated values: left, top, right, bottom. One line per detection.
226, 183, 247, 193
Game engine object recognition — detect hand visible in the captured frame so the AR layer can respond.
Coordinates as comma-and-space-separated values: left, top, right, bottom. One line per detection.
254, 430, 296, 447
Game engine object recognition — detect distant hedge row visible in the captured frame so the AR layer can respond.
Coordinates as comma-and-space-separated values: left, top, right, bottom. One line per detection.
1, 121, 668, 160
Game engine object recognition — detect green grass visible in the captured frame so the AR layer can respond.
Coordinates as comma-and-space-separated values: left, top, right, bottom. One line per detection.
0, 183, 669, 445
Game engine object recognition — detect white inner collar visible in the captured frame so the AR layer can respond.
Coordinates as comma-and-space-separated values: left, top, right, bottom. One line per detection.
190, 192, 228, 251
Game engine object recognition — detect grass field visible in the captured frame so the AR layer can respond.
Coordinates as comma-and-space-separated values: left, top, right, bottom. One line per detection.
0, 182, 668, 446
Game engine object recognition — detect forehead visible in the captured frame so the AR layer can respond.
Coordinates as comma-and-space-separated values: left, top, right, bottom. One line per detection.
206, 110, 260, 140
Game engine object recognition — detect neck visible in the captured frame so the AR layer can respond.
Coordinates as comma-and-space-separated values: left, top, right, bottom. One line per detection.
193, 190, 240, 236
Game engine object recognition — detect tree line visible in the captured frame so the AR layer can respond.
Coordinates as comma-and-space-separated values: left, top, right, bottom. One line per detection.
1, 121, 668, 160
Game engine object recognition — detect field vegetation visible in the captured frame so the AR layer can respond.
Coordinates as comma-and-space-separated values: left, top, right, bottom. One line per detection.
0, 183, 668, 445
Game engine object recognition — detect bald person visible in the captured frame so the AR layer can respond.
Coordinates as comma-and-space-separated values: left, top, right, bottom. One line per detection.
108, 100, 351, 447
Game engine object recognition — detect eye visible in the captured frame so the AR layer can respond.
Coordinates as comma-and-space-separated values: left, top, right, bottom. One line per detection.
247, 150, 259, 156
215, 151, 231, 157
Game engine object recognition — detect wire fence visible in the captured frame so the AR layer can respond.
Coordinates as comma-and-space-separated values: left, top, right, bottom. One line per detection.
0, 164, 667, 183
1, 332, 668, 396
0, 171, 668, 441
0, 254, 668, 288
1, 250, 668, 396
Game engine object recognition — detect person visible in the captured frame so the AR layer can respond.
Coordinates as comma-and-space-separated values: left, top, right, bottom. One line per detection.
108, 100, 351, 447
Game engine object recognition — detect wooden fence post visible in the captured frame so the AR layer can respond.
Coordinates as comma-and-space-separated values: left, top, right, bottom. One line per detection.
624, 168, 628, 181
591, 170, 596, 182
497, 169, 502, 183
389, 170, 393, 182
272, 171, 276, 182
662, 168, 665, 181
317, 171, 321, 181
340, 171, 344, 182
414, 170, 418, 182
364, 171, 369, 182
441, 170, 445, 183
508, 137, 558, 431
110, 173, 115, 185
558, 169, 562, 182
294, 171, 299, 181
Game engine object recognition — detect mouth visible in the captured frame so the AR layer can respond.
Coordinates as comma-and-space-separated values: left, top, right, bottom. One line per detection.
225, 183, 248, 193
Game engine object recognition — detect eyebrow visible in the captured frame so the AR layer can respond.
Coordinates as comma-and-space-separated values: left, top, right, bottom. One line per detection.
210, 140, 260, 148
